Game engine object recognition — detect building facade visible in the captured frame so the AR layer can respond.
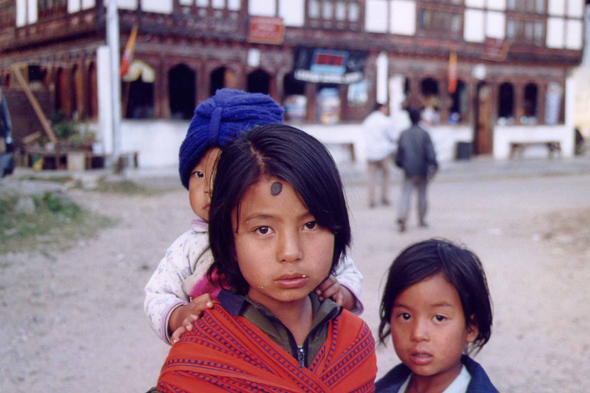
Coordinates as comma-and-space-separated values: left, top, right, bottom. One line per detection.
0, 0, 585, 167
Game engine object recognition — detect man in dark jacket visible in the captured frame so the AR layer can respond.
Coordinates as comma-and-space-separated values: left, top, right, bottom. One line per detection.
394, 107, 437, 232
0, 87, 14, 177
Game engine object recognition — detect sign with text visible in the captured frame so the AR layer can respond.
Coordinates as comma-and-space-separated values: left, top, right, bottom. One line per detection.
293, 47, 368, 84
248, 16, 284, 45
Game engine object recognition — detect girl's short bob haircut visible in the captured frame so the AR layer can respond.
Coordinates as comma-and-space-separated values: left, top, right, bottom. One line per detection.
208, 124, 351, 295
379, 239, 493, 355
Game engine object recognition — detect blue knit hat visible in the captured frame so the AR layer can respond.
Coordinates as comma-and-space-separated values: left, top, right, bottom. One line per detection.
179, 88, 284, 189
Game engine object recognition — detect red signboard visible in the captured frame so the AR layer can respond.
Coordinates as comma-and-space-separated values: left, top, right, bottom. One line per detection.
248, 16, 285, 45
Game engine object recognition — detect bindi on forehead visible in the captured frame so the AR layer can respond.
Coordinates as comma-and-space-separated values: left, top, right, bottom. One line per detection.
270, 182, 283, 196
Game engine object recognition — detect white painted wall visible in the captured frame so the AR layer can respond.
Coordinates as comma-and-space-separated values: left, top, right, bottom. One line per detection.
548, 0, 565, 16
566, 19, 583, 49
142, 0, 173, 14
249, 0, 277, 17
97, 46, 113, 156
103, 0, 138, 10
486, 11, 505, 39
27, 0, 37, 24
567, 0, 584, 17
493, 125, 574, 159
82, 0, 96, 9
366, 0, 388, 33
227, 0, 241, 11
390, 0, 416, 36
464, 9, 485, 42
486, 0, 505, 11
68, 0, 81, 14
376, 52, 388, 104
466, 0, 485, 8
279, 0, 304, 27
547, 17, 565, 48
16, 0, 26, 27
429, 126, 473, 162
120, 120, 188, 168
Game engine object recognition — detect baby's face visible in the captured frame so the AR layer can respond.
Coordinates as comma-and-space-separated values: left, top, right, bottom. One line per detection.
389, 273, 478, 387
188, 147, 221, 221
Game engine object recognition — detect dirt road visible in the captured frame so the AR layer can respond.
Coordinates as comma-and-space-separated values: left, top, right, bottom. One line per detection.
1, 173, 589, 392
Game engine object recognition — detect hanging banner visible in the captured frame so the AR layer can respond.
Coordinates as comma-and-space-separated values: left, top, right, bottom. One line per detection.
448, 51, 458, 94
293, 47, 368, 84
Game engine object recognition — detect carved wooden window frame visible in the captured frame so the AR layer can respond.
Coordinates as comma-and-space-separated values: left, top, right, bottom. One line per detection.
0, 0, 14, 29
37, 0, 68, 20
306, 0, 363, 31
174, 0, 243, 20
416, 1, 464, 40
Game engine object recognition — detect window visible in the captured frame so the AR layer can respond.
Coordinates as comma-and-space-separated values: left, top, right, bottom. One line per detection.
507, 18, 544, 45
421, 0, 462, 3
0, 0, 14, 29
507, 0, 544, 13
38, 0, 67, 19
497, 82, 515, 124
177, 0, 240, 18
417, 7, 462, 38
308, 0, 361, 29
421, 78, 441, 125
522, 83, 538, 124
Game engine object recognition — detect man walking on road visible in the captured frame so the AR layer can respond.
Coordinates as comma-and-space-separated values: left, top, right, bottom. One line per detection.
395, 107, 438, 232
363, 103, 396, 208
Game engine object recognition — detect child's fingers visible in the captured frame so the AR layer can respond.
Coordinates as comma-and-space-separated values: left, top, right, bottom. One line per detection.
190, 293, 214, 308
171, 326, 187, 344
334, 291, 344, 306
182, 314, 200, 331
315, 277, 337, 297
319, 282, 341, 300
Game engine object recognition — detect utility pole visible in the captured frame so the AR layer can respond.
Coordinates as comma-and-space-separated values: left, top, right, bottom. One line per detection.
107, 0, 122, 173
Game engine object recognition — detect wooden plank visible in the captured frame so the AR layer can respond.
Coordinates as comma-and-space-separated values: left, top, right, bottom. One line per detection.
11, 66, 58, 144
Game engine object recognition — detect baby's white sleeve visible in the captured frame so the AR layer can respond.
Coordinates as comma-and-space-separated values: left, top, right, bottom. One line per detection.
333, 254, 364, 315
144, 231, 198, 344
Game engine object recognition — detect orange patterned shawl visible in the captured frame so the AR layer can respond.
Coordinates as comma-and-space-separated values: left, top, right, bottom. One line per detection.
156, 302, 376, 392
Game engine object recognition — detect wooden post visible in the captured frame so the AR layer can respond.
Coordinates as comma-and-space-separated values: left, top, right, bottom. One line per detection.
11, 66, 58, 144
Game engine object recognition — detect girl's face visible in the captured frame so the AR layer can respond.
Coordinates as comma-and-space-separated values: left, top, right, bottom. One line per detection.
188, 147, 221, 221
390, 273, 478, 389
232, 176, 335, 313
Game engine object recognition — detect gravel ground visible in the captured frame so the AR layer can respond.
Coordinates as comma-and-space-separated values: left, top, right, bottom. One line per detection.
1, 172, 590, 393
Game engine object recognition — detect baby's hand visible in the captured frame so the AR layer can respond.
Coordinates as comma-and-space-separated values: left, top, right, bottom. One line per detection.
169, 293, 213, 344
315, 276, 355, 311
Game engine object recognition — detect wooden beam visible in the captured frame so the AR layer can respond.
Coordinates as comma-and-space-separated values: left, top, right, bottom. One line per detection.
11, 66, 58, 144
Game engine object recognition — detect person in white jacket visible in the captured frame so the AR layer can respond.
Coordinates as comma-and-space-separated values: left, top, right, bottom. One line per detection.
363, 103, 397, 208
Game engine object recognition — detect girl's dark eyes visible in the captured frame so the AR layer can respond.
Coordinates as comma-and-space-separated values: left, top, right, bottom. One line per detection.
304, 221, 317, 230
255, 226, 271, 235
400, 313, 411, 321
434, 315, 447, 322
193, 171, 204, 178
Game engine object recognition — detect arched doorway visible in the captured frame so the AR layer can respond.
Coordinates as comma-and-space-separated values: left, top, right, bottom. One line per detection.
247, 69, 271, 95
169, 64, 196, 120
209, 66, 238, 97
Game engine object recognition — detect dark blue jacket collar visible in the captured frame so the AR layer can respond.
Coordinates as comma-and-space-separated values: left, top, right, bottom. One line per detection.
375, 355, 498, 393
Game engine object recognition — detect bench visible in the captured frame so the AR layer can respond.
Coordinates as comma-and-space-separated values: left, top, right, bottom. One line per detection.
18, 146, 139, 170
509, 141, 561, 159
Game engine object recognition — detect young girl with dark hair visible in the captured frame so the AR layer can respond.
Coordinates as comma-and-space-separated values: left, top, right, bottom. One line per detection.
376, 239, 498, 393
153, 124, 377, 392
144, 89, 364, 345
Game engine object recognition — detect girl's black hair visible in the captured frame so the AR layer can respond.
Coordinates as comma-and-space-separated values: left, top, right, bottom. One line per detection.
207, 124, 351, 295
378, 239, 493, 355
